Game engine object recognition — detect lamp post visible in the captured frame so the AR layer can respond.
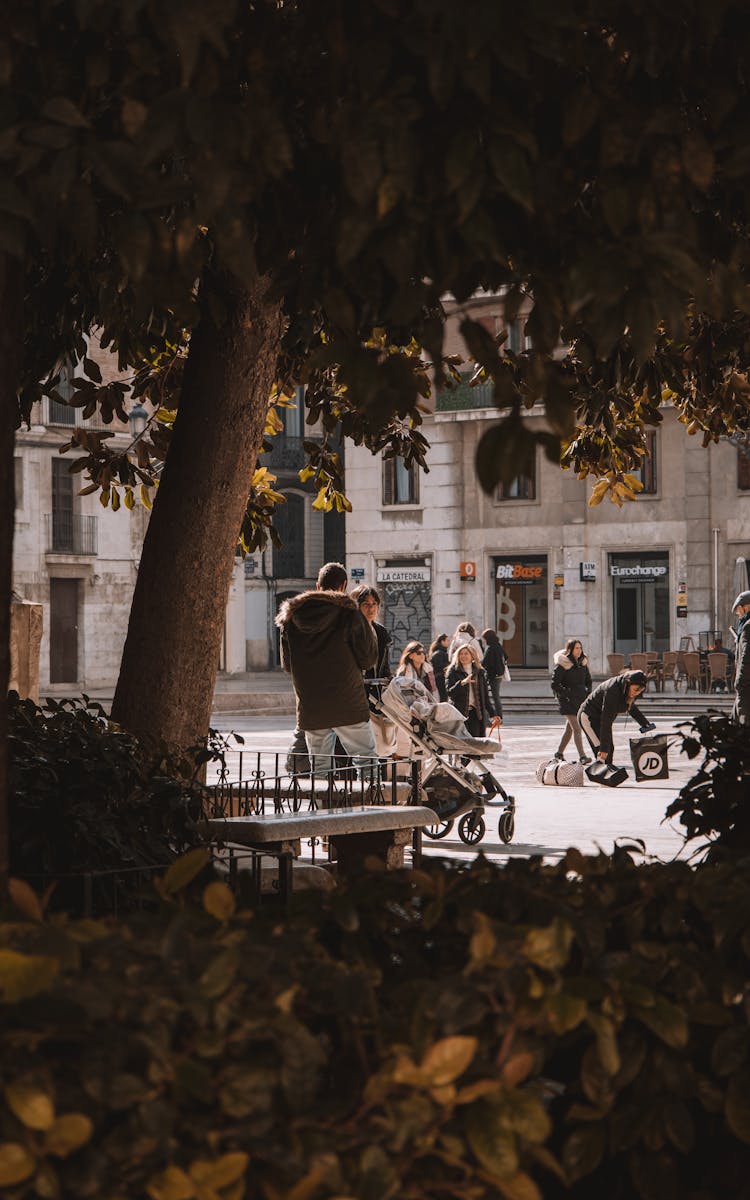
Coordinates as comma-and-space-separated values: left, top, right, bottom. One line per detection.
128, 403, 148, 437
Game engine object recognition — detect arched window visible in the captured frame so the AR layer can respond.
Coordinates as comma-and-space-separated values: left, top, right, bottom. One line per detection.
274, 493, 305, 578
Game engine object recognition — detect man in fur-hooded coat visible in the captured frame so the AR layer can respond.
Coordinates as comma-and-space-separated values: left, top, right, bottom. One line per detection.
275, 562, 378, 768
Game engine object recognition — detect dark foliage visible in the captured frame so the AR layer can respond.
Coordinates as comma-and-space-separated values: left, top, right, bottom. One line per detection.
667, 713, 750, 860
2, 850, 750, 1197
7, 694, 205, 908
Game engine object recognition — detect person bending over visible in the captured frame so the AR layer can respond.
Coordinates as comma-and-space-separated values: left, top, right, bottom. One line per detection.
578, 669, 654, 764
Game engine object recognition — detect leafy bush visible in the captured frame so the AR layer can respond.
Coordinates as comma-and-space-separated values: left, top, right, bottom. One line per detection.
2, 849, 750, 1199
667, 714, 750, 859
8, 694, 206, 909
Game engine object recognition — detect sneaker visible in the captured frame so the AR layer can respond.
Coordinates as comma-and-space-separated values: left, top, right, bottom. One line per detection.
579, 755, 592, 765
553, 752, 564, 761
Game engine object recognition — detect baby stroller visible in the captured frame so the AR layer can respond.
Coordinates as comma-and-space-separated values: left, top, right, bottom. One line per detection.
373, 677, 516, 846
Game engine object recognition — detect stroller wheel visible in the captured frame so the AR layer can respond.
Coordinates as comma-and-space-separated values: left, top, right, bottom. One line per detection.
458, 812, 486, 845
424, 819, 454, 840
498, 812, 515, 844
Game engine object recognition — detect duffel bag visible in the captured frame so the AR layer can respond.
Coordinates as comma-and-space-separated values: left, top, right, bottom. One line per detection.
535, 759, 585, 786
585, 760, 628, 787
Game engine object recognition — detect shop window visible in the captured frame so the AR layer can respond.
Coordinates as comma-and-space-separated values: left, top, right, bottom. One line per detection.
738, 446, 750, 491
496, 457, 536, 501
633, 430, 657, 494
383, 456, 419, 505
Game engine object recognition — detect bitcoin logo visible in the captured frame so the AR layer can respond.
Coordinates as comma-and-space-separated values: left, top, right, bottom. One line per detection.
496, 587, 517, 641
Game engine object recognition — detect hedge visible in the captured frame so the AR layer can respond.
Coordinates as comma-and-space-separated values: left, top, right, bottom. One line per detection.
2, 847, 750, 1199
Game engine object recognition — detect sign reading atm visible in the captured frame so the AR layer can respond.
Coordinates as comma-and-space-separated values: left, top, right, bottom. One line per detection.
496, 562, 544, 582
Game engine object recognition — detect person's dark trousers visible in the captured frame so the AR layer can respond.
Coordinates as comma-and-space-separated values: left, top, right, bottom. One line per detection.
465, 709, 485, 738
578, 708, 613, 764
489, 677, 503, 719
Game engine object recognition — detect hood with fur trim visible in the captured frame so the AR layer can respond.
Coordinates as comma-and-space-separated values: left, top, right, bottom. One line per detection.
554, 649, 588, 669
275, 589, 358, 635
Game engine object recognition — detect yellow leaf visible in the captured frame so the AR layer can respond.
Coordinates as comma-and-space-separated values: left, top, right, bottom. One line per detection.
497, 1170, 542, 1200
456, 1079, 502, 1104
500, 1053, 535, 1087
469, 912, 497, 963
111, 486, 121, 512
160, 849, 211, 896
588, 1014, 621, 1076
623, 473, 644, 492
140, 484, 152, 509
420, 1036, 478, 1086
147, 1165, 195, 1200
189, 1152, 248, 1189
124, 487, 135, 510
155, 408, 176, 425
0, 1142, 36, 1187
44, 1113, 93, 1157
202, 881, 236, 921
274, 985, 299, 1014
5, 1083, 55, 1130
523, 918, 574, 971
7, 878, 44, 922
99, 487, 110, 508
298, 465, 315, 483
0, 950, 59, 1002
391, 1055, 425, 1086
430, 1084, 457, 1105
311, 489, 330, 512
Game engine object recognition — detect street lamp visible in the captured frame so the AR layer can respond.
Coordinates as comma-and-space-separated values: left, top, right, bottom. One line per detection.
128, 403, 148, 436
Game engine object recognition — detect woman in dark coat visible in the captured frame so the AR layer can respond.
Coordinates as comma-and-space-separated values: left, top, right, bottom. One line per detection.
446, 644, 501, 739
428, 633, 450, 701
351, 584, 392, 689
551, 638, 592, 762
481, 628, 507, 720
578, 669, 654, 764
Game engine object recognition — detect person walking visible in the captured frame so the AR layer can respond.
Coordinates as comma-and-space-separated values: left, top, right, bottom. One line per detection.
481, 628, 507, 721
428, 634, 450, 701
731, 589, 750, 724
396, 640, 437, 696
276, 561, 378, 773
445, 644, 502, 738
578, 669, 654, 764
448, 621, 483, 661
551, 638, 592, 763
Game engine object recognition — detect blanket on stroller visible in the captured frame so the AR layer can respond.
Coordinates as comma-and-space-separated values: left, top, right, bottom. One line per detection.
380, 677, 500, 754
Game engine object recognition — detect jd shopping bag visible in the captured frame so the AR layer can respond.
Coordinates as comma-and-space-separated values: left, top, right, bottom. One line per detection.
629, 734, 669, 781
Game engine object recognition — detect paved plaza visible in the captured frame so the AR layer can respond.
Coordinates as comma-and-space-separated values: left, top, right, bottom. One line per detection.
209, 712, 704, 867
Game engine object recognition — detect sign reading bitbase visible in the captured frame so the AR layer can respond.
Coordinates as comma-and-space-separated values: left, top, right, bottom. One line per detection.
495, 563, 544, 582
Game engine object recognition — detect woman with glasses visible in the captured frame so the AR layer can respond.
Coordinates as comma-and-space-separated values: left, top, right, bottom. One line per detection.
396, 640, 438, 697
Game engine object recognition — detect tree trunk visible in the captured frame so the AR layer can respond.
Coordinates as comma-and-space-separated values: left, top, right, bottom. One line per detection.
111, 271, 284, 749
0, 253, 22, 892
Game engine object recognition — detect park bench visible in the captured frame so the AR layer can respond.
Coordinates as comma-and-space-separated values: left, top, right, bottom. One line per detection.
204, 803, 435, 903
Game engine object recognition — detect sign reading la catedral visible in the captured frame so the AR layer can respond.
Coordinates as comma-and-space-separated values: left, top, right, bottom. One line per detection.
376, 566, 430, 583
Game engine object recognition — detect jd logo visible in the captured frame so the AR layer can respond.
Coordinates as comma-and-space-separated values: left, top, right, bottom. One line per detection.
639, 752, 663, 777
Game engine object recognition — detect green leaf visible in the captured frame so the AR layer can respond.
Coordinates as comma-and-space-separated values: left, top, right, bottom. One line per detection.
44, 1114, 93, 1157
0, 950, 59, 1002
523, 917, 574, 971
635, 997, 689, 1049
40, 97, 90, 127
0, 1143, 36, 1187
5, 1083, 55, 1130
562, 1124, 605, 1183
202, 881, 236, 921
466, 1102, 519, 1178
160, 848, 211, 896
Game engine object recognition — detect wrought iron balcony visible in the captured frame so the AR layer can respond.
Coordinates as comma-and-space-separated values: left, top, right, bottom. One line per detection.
263, 435, 321, 472
435, 378, 495, 411
45, 513, 98, 556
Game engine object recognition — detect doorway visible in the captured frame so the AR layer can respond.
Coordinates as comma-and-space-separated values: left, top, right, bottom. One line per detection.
50, 578, 79, 682
610, 551, 669, 655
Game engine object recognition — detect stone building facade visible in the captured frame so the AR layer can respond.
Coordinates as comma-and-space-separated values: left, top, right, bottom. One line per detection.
345, 298, 750, 675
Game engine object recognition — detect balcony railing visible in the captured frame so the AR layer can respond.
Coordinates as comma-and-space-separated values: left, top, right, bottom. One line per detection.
40, 396, 130, 434
45, 513, 98, 556
435, 378, 495, 412
263, 435, 322, 472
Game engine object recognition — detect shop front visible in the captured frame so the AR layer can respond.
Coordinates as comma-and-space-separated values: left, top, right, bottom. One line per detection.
610, 551, 670, 655
494, 555, 548, 667
376, 562, 432, 662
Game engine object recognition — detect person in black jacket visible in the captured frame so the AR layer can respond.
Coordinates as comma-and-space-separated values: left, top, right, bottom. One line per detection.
731, 589, 750, 725
481, 628, 507, 720
428, 634, 450, 701
446, 644, 502, 738
351, 584, 392, 691
551, 638, 592, 763
578, 670, 655, 764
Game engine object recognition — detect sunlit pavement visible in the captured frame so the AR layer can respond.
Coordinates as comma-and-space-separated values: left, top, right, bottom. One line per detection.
208, 713, 700, 867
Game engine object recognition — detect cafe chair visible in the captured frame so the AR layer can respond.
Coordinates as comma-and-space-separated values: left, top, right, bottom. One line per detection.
607, 653, 625, 676
706, 651, 731, 694
661, 650, 680, 690
682, 651, 703, 692
629, 652, 657, 691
